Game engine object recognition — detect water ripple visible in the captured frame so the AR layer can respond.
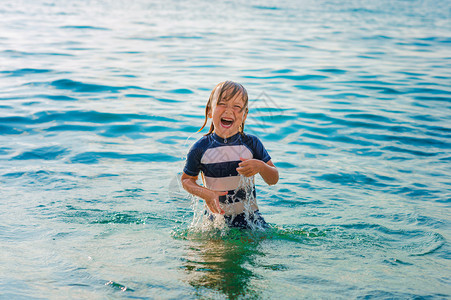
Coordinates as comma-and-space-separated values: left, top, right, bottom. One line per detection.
70, 151, 178, 164
31, 110, 177, 124
49, 79, 124, 93
316, 172, 392, 188
60, 25, 110, 31
333, 223, 446, 256
1, 68, 52, 77
244, 74, 329, 81
13, 146, 68, 160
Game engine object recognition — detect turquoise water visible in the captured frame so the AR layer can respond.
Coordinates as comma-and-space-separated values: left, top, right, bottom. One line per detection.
1, 0, 450, 298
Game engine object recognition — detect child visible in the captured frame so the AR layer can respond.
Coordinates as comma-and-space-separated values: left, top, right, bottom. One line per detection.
181, 81, 279, 229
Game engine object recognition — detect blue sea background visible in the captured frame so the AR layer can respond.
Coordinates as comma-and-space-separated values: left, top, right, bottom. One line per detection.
1, 0, 450, 298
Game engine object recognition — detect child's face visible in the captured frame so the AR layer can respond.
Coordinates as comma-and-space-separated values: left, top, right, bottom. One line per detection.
209, 92, 247, 139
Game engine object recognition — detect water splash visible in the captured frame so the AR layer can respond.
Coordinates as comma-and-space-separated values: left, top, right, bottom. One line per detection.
105, 281, 134, 292
180, 174, 276, 238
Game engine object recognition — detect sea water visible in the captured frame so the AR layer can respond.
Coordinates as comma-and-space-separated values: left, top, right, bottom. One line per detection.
0, 0, 450, 298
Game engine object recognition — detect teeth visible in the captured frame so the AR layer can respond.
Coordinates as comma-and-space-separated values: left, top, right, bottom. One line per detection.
220, 118, 233, 128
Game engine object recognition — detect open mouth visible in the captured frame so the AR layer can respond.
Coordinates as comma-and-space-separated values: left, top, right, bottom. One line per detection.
220, 117, 234, 128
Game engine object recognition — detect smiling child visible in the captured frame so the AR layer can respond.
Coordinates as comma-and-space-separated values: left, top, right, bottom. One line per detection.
181, 81, 278, 229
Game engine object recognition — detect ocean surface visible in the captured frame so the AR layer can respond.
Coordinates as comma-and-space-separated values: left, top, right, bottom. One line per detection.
1, 0, 450, 299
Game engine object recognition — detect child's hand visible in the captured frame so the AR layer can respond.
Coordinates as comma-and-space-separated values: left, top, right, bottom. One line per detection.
236, 157, 263, 177
181, 173, 227, 215
205, 190, 227, 215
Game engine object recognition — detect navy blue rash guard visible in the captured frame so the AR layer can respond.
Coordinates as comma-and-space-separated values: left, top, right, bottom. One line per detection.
183, 132, 271, 203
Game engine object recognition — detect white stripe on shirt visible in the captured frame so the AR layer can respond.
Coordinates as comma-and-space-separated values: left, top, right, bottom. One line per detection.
204, 175, 241, 191
201, 145, 252, 165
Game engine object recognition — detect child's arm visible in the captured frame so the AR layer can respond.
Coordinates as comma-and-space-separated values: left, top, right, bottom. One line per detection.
236, 158, 279, 185
181, 173, 226, 215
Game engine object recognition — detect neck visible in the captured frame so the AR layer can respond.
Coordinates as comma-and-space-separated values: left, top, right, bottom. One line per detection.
213, 132, 241, 143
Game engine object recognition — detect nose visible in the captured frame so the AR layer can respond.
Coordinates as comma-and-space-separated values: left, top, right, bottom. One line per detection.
224, 103, 233, 113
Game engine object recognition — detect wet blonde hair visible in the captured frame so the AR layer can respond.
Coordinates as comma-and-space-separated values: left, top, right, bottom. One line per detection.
198, 81, 249, 135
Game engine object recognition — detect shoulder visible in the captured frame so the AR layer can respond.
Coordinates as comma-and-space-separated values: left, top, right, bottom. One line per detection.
243, 133, 261, 141
241, 133, 264, 146
190, 134, 212, 150
187, 134, 216, 156
241, 133, 271, 162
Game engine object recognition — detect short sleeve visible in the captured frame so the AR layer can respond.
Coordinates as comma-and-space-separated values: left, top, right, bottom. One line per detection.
248, 135, 271, 163
183, 143, 203, 177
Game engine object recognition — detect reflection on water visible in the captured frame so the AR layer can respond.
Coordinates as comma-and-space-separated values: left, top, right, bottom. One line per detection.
176, 223, 325, 299
182, 231, 263, 299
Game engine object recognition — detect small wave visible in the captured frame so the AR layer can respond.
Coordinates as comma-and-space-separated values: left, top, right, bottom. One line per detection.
1, 50, 74, 57
316, 68, 347, 74
382, 257, 413, 266
166, 88, 194, 94
244, 74, 328, 81
39, 94, 77, 101
414, 96, 451, 102
329, 135, 376, 146
13, 146, 69, 161
60, 25, 110, 31
344, 113, 392, 123
349, 147, 384, 157
361, 85, 402, 94
295, 112, 397, 135
155, 97, 183, 103
0, 116, 36, 125
269, 196, 324, 208
270, 69, 294, 74
294, 85, 327, 91
348, 79, 399, 86
63, 206, 177, 226
30, 110, 177, 125
158, 35, 203, 40
99, 124, 147, 138
1, 170, 78, 189
252, 115, 297, 128
408, 114, 439, 122
124, 93, 152, 98
290, 140, 333, 149
363, 133, 449, 148
316, 172, 389, 188
70, 151, 178, 164
406, 88, 451, 95
274, 162, 297, 169
105, 281, 134, 292
334, 223, 446, 256
322, 92, 370, 99
370, 213, 444, 228
0, 147, 12, 156
0, 68, 52, 77
382, 146, 439, 157
298, 130, 377, 147
46, 124, 96, 132
296, 111, 335, 122
359, 290, 448, 299
1, 171, 26, 178
0, 125, 23, 135
187, 64, 224, 69
252, 5, 280, 10
395, 186, 440, 199
49, 79, 124, 93
93, 213, 147, 225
